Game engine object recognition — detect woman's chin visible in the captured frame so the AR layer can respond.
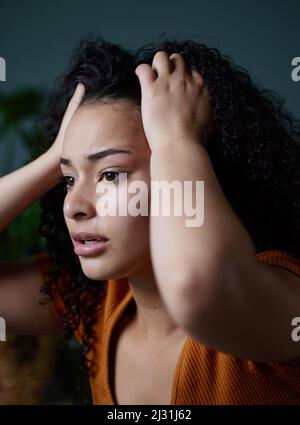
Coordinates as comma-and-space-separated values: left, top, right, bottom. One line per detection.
82, 269, 111, 281
80, 264, 128, 282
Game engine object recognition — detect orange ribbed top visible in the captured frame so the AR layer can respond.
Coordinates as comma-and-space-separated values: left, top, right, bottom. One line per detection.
33, 250, 300, 405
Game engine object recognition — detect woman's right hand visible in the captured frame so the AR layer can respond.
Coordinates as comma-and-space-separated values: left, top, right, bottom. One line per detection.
47, 83, 85, 162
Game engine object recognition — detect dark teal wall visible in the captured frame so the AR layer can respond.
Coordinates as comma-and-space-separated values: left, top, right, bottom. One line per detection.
1, 0, 300, 171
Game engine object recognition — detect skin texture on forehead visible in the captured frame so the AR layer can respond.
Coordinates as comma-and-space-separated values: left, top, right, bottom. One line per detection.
63, 101, 149, 166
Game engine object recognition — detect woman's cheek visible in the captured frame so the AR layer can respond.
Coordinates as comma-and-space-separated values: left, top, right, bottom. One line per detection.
96, 179, 150, 241
95, 184, 118, 217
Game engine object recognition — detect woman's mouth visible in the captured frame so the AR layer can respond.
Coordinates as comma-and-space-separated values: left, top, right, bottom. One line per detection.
72, 237, 109, 257
70, 231, 110, 256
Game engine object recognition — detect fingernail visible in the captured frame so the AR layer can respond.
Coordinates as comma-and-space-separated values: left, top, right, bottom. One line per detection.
77, 82, 84, 92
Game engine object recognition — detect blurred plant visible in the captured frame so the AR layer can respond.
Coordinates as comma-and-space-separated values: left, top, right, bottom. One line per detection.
0, 87, 47, 259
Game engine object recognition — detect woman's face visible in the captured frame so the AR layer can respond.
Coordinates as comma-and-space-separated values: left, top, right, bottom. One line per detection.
61, 101, 152, 281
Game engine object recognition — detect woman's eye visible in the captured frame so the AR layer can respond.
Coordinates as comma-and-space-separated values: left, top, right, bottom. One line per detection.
60, 171, 127, 190
100, 171, 127, 183
61, 176, 75, 190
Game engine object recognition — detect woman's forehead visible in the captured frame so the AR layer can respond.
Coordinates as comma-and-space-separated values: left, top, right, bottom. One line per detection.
62, 102, 148, 160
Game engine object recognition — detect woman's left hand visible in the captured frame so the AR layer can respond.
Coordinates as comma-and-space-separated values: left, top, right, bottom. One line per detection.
135, 51, 214, 151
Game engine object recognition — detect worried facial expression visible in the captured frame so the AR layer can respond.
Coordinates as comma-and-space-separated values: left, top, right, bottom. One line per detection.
61, 101, 152, 281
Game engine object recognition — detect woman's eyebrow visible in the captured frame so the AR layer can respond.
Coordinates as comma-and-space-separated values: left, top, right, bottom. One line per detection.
60, 148, 133, 166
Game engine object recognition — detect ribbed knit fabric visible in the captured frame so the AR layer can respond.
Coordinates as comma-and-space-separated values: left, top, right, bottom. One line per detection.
33, 250, 300, 405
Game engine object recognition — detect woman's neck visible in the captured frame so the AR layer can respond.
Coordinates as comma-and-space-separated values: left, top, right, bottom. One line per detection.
127, 268, 186, 341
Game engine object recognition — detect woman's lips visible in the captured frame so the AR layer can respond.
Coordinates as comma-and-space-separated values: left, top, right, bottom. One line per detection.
73, 239, 109, 256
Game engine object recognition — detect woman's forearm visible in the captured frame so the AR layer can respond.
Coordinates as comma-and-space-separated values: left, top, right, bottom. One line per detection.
0, 83, 86, 235
0, 150, 62, 233
150, 140, 300, 361
149, 139, 256, 322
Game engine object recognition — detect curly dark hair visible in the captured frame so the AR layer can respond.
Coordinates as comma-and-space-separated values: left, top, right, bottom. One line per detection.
32, 32, 300, 404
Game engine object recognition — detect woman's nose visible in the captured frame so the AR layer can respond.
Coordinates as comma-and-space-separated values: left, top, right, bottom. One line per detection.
63, 185, 97, 220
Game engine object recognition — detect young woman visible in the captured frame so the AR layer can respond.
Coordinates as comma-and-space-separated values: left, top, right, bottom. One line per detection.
1, 34, 300, 405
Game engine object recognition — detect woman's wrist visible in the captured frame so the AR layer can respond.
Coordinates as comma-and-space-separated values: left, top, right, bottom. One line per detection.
0, 150, 62, 233
41, 148, 63, 186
